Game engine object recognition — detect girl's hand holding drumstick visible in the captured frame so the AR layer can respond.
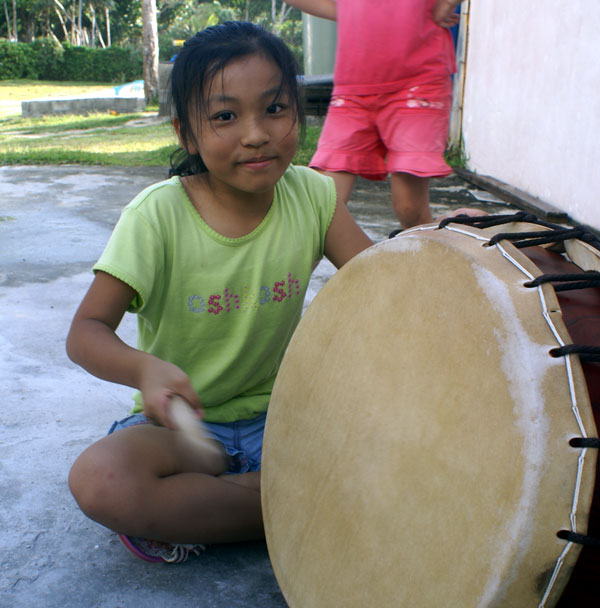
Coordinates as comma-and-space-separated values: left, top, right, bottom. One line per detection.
138, 358, 229, 471
168, 395, 230, 474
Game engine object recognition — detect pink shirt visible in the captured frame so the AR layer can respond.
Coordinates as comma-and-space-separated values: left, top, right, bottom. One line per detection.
333, 0, 457, 94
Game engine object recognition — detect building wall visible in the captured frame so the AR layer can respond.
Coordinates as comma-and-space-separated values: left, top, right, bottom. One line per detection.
459, 1, 600, 229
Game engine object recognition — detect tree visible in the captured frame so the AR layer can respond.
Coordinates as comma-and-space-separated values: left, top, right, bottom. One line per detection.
142, 0, 158, 102
270, 0, 293, 34
0, 0, 302, 76
12, 0, 16, 40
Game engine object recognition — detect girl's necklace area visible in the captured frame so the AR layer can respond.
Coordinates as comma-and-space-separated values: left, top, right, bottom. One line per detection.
182, 174, 273, 239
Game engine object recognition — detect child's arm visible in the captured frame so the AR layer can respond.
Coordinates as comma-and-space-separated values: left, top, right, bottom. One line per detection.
285, 0, 337, 21
324, 199, 373, 269
433, 0, 464, 28
323, 201, 486, 269
66, 271, 202, 426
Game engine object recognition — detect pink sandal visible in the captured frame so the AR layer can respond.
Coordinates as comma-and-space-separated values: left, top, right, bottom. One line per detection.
117, 533, 205, 563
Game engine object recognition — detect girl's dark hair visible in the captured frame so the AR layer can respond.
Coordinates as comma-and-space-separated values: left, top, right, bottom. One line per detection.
168, 21, 305, 177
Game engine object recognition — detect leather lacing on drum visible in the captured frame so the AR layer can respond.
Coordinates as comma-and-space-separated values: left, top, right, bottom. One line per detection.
439, 211, 600, 556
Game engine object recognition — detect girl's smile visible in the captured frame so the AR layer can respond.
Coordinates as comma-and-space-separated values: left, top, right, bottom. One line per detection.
239, 156, 276, 170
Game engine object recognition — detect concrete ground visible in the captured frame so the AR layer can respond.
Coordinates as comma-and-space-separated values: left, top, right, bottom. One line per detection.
0, 165, 517, 607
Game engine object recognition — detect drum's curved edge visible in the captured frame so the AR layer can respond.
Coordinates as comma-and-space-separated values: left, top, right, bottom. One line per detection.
437, 221, 598, 607
564, 238, 600, 272
351, 221, 597, 606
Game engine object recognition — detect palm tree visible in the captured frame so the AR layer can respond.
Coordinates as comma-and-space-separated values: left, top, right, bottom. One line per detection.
142, 0, 158, 102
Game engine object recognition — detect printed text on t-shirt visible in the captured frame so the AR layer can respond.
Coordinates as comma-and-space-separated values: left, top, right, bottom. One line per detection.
187, 273, 301, 315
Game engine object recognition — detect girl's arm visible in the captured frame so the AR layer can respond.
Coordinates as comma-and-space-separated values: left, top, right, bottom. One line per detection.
324, 199, 373, 269
285, 0, 337, 21
66, 270, 201, 426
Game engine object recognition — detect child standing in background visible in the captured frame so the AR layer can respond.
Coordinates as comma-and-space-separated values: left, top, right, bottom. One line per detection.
287, 0, 465, 229
66, 21, 372, 564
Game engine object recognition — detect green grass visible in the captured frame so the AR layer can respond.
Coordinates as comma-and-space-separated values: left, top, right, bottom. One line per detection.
295, 123, 320, 166
0, 79, 319, 167
0, 112, 179, 166
444, 144, 467, 169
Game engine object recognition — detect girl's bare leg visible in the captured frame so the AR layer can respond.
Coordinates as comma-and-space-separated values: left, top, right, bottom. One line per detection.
68, 424, 263, 544
390, 172, 434, 229
219, 470, 261, 491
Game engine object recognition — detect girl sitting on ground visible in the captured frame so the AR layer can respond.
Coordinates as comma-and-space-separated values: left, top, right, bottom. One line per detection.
66, 21, 372, 563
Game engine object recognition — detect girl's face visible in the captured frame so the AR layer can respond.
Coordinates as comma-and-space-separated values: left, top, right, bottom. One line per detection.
184, 52, 298, 200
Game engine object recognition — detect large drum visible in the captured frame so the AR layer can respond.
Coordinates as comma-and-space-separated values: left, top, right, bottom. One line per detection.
262, 212, 600, 607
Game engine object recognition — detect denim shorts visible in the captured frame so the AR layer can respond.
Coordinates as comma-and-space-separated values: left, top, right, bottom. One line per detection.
108, 412, 266, 474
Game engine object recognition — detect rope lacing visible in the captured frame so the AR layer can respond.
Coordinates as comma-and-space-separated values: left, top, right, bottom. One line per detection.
488, 225, 596, 249
524, 272, 600, 292
437, 210, 553, 230
440, 212, 600, 361
550, 345, 600, 363
557, 530, 600, 549
437, 211, 600, 251
570, 438, 600, 448
440, 211, 600, 550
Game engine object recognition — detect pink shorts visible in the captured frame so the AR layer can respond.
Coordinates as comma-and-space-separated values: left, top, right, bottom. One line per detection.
310, 78, 453, 181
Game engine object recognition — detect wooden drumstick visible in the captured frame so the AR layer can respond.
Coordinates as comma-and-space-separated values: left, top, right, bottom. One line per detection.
169, 395, 227, 462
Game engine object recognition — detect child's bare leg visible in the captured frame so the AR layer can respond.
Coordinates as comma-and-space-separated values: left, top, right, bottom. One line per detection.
68, 424, 263, 545
317, 170, 356, 205
219, 470, 261, 492
390, 172, 434, 228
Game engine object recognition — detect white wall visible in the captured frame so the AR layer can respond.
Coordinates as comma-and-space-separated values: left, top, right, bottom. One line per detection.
459, 1, 600, 230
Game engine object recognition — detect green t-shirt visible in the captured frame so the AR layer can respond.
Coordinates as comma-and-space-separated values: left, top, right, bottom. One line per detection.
94, 165, 336, 422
